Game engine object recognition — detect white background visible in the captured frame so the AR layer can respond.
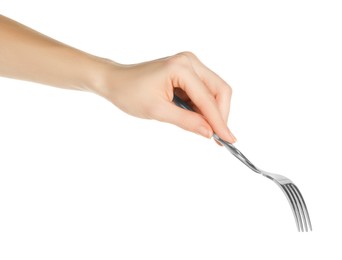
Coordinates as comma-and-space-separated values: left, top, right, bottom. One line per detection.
1, 0, 341, 259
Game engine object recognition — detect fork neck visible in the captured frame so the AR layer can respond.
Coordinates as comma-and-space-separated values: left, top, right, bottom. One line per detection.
213, 134, 261, 174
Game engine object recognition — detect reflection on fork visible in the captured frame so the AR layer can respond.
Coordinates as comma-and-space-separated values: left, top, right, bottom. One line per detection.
213, 133, 312, 232
173, 95, 312, 232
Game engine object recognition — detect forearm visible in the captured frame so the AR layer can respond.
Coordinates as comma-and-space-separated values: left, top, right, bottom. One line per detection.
0, 14, 107, 93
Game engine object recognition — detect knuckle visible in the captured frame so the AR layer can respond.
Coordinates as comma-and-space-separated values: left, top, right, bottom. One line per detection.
166, 51, 196, 68
222, 84, 232, 96
178, 51, 196, 59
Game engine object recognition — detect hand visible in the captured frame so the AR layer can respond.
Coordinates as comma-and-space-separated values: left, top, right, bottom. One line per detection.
96, 52, 236, 143
0, 15, 236, 143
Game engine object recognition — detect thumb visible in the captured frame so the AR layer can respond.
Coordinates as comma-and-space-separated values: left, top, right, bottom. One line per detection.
154, 101, 213, 138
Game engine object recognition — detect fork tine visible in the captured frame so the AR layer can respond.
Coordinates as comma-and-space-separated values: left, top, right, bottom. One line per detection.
287, 184, 307, 232
286, 184, 305, 232
290, 184, 312, 231
281, 184, 301, 232
173, 94, 313, 232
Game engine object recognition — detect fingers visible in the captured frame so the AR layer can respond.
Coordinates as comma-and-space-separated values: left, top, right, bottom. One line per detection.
214, 85, 232, 124
188, 53, 233, 124
169, 55, 236, 143
153, 101, 213, 139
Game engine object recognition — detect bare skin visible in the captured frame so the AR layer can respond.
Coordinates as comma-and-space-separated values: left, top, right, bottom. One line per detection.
0, 14, 236, 143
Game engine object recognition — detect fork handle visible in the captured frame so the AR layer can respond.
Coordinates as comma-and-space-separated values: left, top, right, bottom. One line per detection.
172, 94, 260, 173
172, 94, 194, 111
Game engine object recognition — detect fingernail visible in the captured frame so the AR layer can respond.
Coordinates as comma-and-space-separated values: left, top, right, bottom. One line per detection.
197, 126, 212, 139
224, 128, 237, 143
229, 131, 237, 143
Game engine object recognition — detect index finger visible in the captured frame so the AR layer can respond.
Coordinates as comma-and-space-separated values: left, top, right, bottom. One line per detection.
172, 64, 236, 143
187, 54, 233, 124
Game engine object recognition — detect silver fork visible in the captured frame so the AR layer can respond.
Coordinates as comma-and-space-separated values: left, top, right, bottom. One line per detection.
173, 95, 312, 232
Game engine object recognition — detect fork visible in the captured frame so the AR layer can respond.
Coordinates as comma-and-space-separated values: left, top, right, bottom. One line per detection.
173, 94, 312, 232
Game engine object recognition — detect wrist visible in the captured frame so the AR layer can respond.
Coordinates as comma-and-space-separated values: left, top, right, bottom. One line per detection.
83, 55, 121, 99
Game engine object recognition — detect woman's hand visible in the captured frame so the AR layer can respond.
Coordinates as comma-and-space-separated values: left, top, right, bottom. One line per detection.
0, 15, 236, 143
96, 52, 236, 143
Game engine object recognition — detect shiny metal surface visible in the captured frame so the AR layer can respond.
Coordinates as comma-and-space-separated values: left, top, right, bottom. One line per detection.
173, 94, 312, 232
